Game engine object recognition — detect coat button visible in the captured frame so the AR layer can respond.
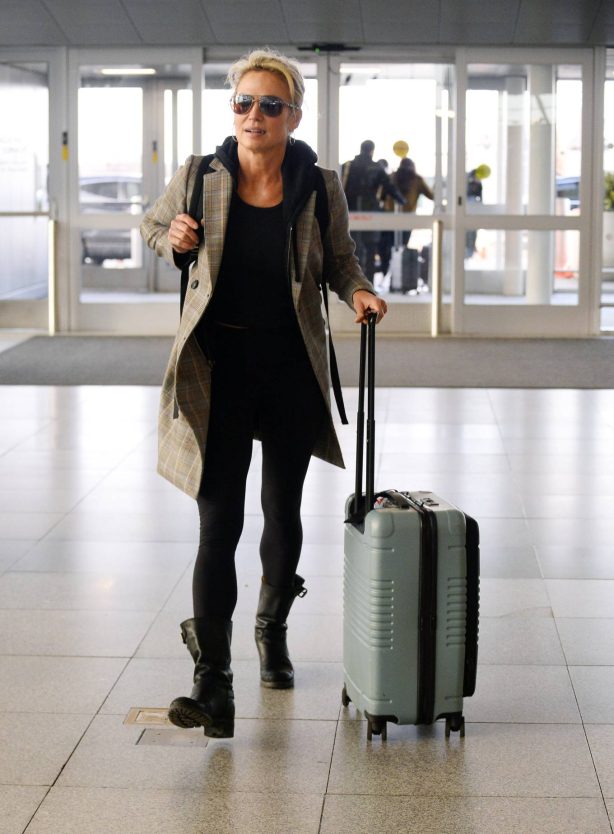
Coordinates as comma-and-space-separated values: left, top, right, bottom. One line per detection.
191, 279, 199, 289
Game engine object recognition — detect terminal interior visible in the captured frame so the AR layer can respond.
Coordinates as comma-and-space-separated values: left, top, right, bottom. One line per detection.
1, 2, 614, 832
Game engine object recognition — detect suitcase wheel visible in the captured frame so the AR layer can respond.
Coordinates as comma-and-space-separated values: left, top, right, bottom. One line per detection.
366, 715, 387, 742
445, 715, 465, 738
341, 685, 351, 708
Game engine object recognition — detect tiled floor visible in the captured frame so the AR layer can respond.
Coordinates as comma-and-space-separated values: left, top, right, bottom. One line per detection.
1, 383, 614, 833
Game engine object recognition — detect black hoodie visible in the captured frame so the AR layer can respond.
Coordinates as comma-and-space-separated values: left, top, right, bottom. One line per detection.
214, 136, 322, 234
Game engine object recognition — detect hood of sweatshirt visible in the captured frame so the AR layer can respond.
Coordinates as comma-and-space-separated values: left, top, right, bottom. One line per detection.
214, 136, 320, 229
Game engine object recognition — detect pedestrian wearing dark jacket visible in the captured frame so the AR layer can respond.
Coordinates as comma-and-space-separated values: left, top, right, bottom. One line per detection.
342, 140, 405, 280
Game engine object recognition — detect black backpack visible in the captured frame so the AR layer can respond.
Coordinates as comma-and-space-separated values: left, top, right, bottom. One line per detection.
180, 155, 347, 424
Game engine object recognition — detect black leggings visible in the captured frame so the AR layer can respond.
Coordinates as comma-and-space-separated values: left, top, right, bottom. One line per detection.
193, 323, 327, 621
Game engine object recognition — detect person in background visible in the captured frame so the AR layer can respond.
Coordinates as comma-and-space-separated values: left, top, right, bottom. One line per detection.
465, 167, 483, 258
341, 140, 405, 281
385, 157, 434, 246
140, 49, 387, 740
376, 158, 394, 281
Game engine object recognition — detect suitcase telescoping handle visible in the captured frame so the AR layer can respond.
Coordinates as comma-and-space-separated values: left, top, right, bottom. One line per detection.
351, 312, 377, 524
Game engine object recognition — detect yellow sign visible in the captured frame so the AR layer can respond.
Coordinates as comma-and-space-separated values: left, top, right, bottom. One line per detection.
393, 140, 409, 158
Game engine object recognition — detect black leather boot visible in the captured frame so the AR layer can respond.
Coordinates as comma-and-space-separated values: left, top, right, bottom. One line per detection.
168, 617, 235, 738
254, 575, 307, 689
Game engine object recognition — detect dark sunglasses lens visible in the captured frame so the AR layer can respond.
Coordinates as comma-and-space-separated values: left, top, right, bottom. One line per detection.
259, 97, 284, 117
231, 94, 253, 114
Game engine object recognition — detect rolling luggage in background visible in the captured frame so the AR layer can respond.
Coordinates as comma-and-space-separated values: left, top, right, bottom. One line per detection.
419, 243, 431, 288
342, 315, 480, 741
389, 246, 419, 293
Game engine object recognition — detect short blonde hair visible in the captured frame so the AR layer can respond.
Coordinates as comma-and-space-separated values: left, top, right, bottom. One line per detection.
227, 48, 305, 109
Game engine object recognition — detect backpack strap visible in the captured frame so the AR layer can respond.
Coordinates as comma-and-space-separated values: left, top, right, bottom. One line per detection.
314, 168, 348, 425
179, 153, 216, 316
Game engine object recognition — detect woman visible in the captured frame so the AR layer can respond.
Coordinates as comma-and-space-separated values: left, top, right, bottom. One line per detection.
140, 48, 387, 739
385, 157, 434, 246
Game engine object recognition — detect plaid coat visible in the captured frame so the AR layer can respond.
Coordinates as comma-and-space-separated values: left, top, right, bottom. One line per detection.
140, 142, 374, 498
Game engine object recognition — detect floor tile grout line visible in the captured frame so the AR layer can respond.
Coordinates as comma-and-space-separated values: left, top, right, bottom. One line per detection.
557, 614, 614, 833
20, 785, 53, 834
19, 660, 133, 834
318, 706, 342, 834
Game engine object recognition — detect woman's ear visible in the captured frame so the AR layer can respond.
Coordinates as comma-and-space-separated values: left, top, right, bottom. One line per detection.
289, 108, 302, 132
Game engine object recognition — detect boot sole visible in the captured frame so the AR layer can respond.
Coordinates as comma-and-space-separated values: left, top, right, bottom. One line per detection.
168, 697, 234, 738
260, 678, 294, 689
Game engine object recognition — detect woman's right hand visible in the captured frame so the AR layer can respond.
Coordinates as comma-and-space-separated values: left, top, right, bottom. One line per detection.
169, 213, 200, 253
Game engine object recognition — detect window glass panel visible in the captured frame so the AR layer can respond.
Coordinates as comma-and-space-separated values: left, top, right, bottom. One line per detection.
466, 63, 582, 217
0, 62, 48, 213
339, 63, 454, 214
0, 217, 48, 300
78, 79, 143, 213
464, 228, 579, 305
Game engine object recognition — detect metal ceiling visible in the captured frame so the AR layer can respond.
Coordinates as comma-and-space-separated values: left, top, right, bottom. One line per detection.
0, 0, 612, 49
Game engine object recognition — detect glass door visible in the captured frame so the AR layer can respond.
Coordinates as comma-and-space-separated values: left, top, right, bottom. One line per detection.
330, 57, 455, 334
0, 57, 51, 330
68, 49, 200, 333
455, 48, 593, 336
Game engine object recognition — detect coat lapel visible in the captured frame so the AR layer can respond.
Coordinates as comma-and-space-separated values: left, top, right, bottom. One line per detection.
202, 162, 233, 293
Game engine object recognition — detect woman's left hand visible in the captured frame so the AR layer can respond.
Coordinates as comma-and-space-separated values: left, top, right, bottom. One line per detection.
353, 290, 388, 324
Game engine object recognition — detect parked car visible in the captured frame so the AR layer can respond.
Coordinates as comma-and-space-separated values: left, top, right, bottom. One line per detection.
555, 175, 579, 210
80, 175, 142, 264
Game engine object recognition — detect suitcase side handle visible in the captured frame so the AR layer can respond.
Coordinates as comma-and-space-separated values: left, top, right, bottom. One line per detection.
349, 312, 377, 525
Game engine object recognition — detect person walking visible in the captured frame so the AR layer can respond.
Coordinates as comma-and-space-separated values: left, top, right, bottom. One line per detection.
140, 48, 387, 739
341, 140, 404, 281
385, 157, 434, 246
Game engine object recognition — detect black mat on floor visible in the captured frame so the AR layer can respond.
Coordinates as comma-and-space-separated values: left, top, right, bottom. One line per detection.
1, 334, 613, 388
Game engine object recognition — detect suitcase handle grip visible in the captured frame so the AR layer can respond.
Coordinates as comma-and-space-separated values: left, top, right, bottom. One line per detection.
350, 313, 377, 524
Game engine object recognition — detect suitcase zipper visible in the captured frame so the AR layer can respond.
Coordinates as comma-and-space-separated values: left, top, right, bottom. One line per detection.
404, 495, 438, 726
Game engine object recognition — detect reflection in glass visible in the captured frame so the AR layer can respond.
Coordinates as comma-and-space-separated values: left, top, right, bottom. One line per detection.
81, 228, 140, 267
81, 229, 145, 293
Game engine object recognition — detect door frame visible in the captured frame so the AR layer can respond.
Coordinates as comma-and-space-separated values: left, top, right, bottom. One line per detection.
0, 47, 68, 331
452, 46, 596, 336
0, 45, 607, 337
66, 47, 202, 333
321, 49, 458, 335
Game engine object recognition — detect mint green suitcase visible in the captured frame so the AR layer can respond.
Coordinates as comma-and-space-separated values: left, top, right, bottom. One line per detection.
342, 317, 480, 741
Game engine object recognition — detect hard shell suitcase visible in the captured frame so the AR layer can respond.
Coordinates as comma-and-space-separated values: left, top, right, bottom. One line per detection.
342, 315, 480, 741
389, 246, 419, 293
419, 243, 431, 288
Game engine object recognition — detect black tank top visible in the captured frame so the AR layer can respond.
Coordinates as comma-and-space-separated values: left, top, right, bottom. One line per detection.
203, 192, 294, 329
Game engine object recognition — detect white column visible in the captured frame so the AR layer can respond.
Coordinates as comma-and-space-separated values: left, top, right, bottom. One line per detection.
504, 76, 524, 295
527, 65, 555, 304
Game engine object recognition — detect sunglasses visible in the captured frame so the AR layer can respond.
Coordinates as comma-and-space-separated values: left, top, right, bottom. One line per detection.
230, 93, 298, 118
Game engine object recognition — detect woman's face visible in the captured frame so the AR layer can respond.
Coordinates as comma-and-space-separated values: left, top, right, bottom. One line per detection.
233, 70, 301, 156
